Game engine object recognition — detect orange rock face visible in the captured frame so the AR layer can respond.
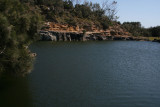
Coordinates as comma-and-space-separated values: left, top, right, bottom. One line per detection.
42, 22, 131, 37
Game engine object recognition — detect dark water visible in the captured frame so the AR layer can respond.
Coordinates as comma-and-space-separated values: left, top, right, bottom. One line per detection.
1, 41, 160, 107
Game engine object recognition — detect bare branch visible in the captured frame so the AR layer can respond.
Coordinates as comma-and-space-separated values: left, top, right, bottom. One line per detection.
102, 0, 118, 21
0, 46, 6, 55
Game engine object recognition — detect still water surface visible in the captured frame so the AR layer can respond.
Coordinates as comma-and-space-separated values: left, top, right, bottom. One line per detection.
1, 41, 160, 107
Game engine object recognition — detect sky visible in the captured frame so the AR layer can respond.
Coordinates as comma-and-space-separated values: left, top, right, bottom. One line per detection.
87, 0, 160, 28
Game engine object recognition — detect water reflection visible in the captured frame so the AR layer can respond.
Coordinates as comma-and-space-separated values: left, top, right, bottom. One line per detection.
0, 75, 33, 107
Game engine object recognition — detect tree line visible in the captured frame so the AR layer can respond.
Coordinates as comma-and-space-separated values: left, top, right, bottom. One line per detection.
20, 0, 118, 30
121, 22, 160, 37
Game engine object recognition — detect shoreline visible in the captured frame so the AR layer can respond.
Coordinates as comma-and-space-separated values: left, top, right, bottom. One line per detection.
39, 30, 150, 42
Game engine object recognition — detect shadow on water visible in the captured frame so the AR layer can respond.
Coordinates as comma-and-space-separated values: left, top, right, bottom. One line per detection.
0, 74, 33, 107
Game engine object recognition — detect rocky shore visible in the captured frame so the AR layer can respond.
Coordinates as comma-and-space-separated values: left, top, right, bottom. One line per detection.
152, 39, 160, 43
39, 30, 149, 42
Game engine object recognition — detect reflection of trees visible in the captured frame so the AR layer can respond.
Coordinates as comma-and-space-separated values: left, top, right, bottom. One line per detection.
0, 75, 33, 107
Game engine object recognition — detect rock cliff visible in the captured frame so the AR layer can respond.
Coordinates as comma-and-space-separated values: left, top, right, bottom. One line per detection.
39, 22, 149, 41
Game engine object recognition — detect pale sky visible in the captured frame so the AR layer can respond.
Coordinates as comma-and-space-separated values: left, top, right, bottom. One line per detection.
87, 0, 160, 28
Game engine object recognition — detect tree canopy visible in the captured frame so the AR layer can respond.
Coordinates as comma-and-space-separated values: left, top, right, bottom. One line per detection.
31, 0, 118, 30
0, 0, 43, 75
121, 22, 160, 37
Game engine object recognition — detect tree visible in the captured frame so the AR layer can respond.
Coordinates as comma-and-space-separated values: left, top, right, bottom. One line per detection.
121, 22, 154, 37
64, 0, 74, 10
0, 0, 43, 75
149, 26, 160, 37
102, 0, 118, 21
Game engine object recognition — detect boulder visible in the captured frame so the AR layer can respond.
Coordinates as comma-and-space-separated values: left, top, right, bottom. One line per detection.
40, 31, 57, 41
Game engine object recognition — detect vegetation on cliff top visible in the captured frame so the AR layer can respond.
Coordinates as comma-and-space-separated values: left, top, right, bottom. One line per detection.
30, 0, 118, 30
121, 22, 160, 37
26, 0, 160, 37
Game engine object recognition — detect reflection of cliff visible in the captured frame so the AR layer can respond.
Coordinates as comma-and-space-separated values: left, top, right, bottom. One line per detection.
0, 75, 33, 107
40, 22, 148, 41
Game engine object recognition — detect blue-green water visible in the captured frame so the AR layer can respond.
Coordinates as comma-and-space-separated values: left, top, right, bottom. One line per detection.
1, 41, 160, 107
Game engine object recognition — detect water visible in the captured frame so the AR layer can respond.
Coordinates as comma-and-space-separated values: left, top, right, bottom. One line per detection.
1, 41, 160, 107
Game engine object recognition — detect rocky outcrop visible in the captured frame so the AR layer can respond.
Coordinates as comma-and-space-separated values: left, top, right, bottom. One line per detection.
39, 31, 84, 41
39, 31, 148, 41
40, 31, 57, 41
39, 22, 149, 42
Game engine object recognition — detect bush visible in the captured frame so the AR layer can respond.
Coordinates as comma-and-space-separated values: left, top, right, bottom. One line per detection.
0, 0, 43, 76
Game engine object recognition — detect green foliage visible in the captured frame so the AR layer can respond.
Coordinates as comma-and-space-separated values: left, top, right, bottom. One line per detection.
0, 0, 43, 75
122, 22, 160, 37
0, 14, 10, 45
121, 22, 143, 36
149, 26, 160, 37
33, 0, 114, 30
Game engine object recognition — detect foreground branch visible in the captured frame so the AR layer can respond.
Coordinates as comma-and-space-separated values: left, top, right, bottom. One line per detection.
0, 46, 6, 55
